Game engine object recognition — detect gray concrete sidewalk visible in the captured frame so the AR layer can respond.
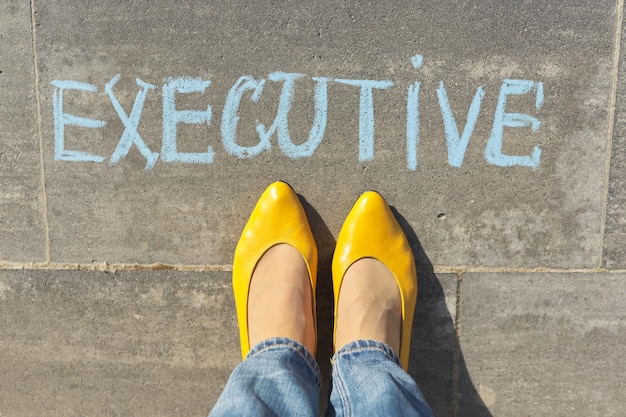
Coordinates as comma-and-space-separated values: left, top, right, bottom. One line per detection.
1, 0, 625, 416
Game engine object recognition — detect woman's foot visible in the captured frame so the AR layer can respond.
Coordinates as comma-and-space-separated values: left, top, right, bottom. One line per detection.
248, 244, 316, 355
334, 258, 402, 354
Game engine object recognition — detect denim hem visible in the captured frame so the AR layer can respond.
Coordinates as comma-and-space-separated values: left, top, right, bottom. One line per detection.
246, 337, 322, 386
331, 339, 402, 367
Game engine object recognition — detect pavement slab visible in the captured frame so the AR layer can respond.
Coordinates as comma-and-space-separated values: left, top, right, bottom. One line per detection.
34, 0, 616, 268
603, 11, 626, 269
0, 1, 46, 261
456, 273, 626, 417
0, 269, 239, 417
0, 269, 459, 416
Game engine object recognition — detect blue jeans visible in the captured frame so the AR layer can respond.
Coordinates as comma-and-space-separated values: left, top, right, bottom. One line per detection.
209, 337, 435, 417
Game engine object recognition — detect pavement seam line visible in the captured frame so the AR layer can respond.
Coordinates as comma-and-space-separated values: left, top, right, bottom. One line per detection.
0, 262, 233, 272
0, 262, 625, 274
599, 0, 625, 268
429, 266, 625, 273
450, 272, 463, 417
29, 0, 51, 264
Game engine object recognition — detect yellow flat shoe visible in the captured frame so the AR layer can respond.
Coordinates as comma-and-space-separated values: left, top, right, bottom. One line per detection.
233, 181, 318, 359
332, 191, 417, 370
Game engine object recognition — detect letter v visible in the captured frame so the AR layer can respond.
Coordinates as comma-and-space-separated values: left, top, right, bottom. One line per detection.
437, 81, 485, 168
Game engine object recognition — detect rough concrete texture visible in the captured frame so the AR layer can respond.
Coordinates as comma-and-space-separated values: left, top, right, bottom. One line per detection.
0, 270, 239, 417
0, 1, 46, 261
604, 13, 626, 268
457, 273, 626, 417
34, 0, 616, 267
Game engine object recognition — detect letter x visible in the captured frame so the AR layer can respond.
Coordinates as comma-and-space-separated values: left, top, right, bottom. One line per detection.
105, 74, 159, 170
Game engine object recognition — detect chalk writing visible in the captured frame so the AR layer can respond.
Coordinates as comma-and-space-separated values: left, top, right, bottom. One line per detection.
437, 82, 486, 168
51, 80, 106, 163
106, 75, 159, 169
335, 79, 395, 162
486, 79, 543, 170
51, 55, 544, 171
162, 77, 214, 164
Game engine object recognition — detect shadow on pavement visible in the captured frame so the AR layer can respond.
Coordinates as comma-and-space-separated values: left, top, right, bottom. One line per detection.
300, 195, 492, 416
299, 195, 336, 413
394, 208, 493, 417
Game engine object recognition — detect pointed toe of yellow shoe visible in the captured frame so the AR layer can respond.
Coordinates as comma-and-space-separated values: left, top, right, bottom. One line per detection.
233, 181, 318, 359
332, 191, 417, 370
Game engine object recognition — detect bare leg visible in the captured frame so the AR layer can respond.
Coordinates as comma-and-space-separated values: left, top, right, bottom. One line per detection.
248, 244, 316, 355
335, 258, 401, 354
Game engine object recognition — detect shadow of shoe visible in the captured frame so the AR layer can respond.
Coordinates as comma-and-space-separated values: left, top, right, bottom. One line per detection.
392, 207, 493, 417
298, 194, 336, 414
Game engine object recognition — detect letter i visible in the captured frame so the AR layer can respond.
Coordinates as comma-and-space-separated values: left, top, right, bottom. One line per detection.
406, 54, 423, 171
